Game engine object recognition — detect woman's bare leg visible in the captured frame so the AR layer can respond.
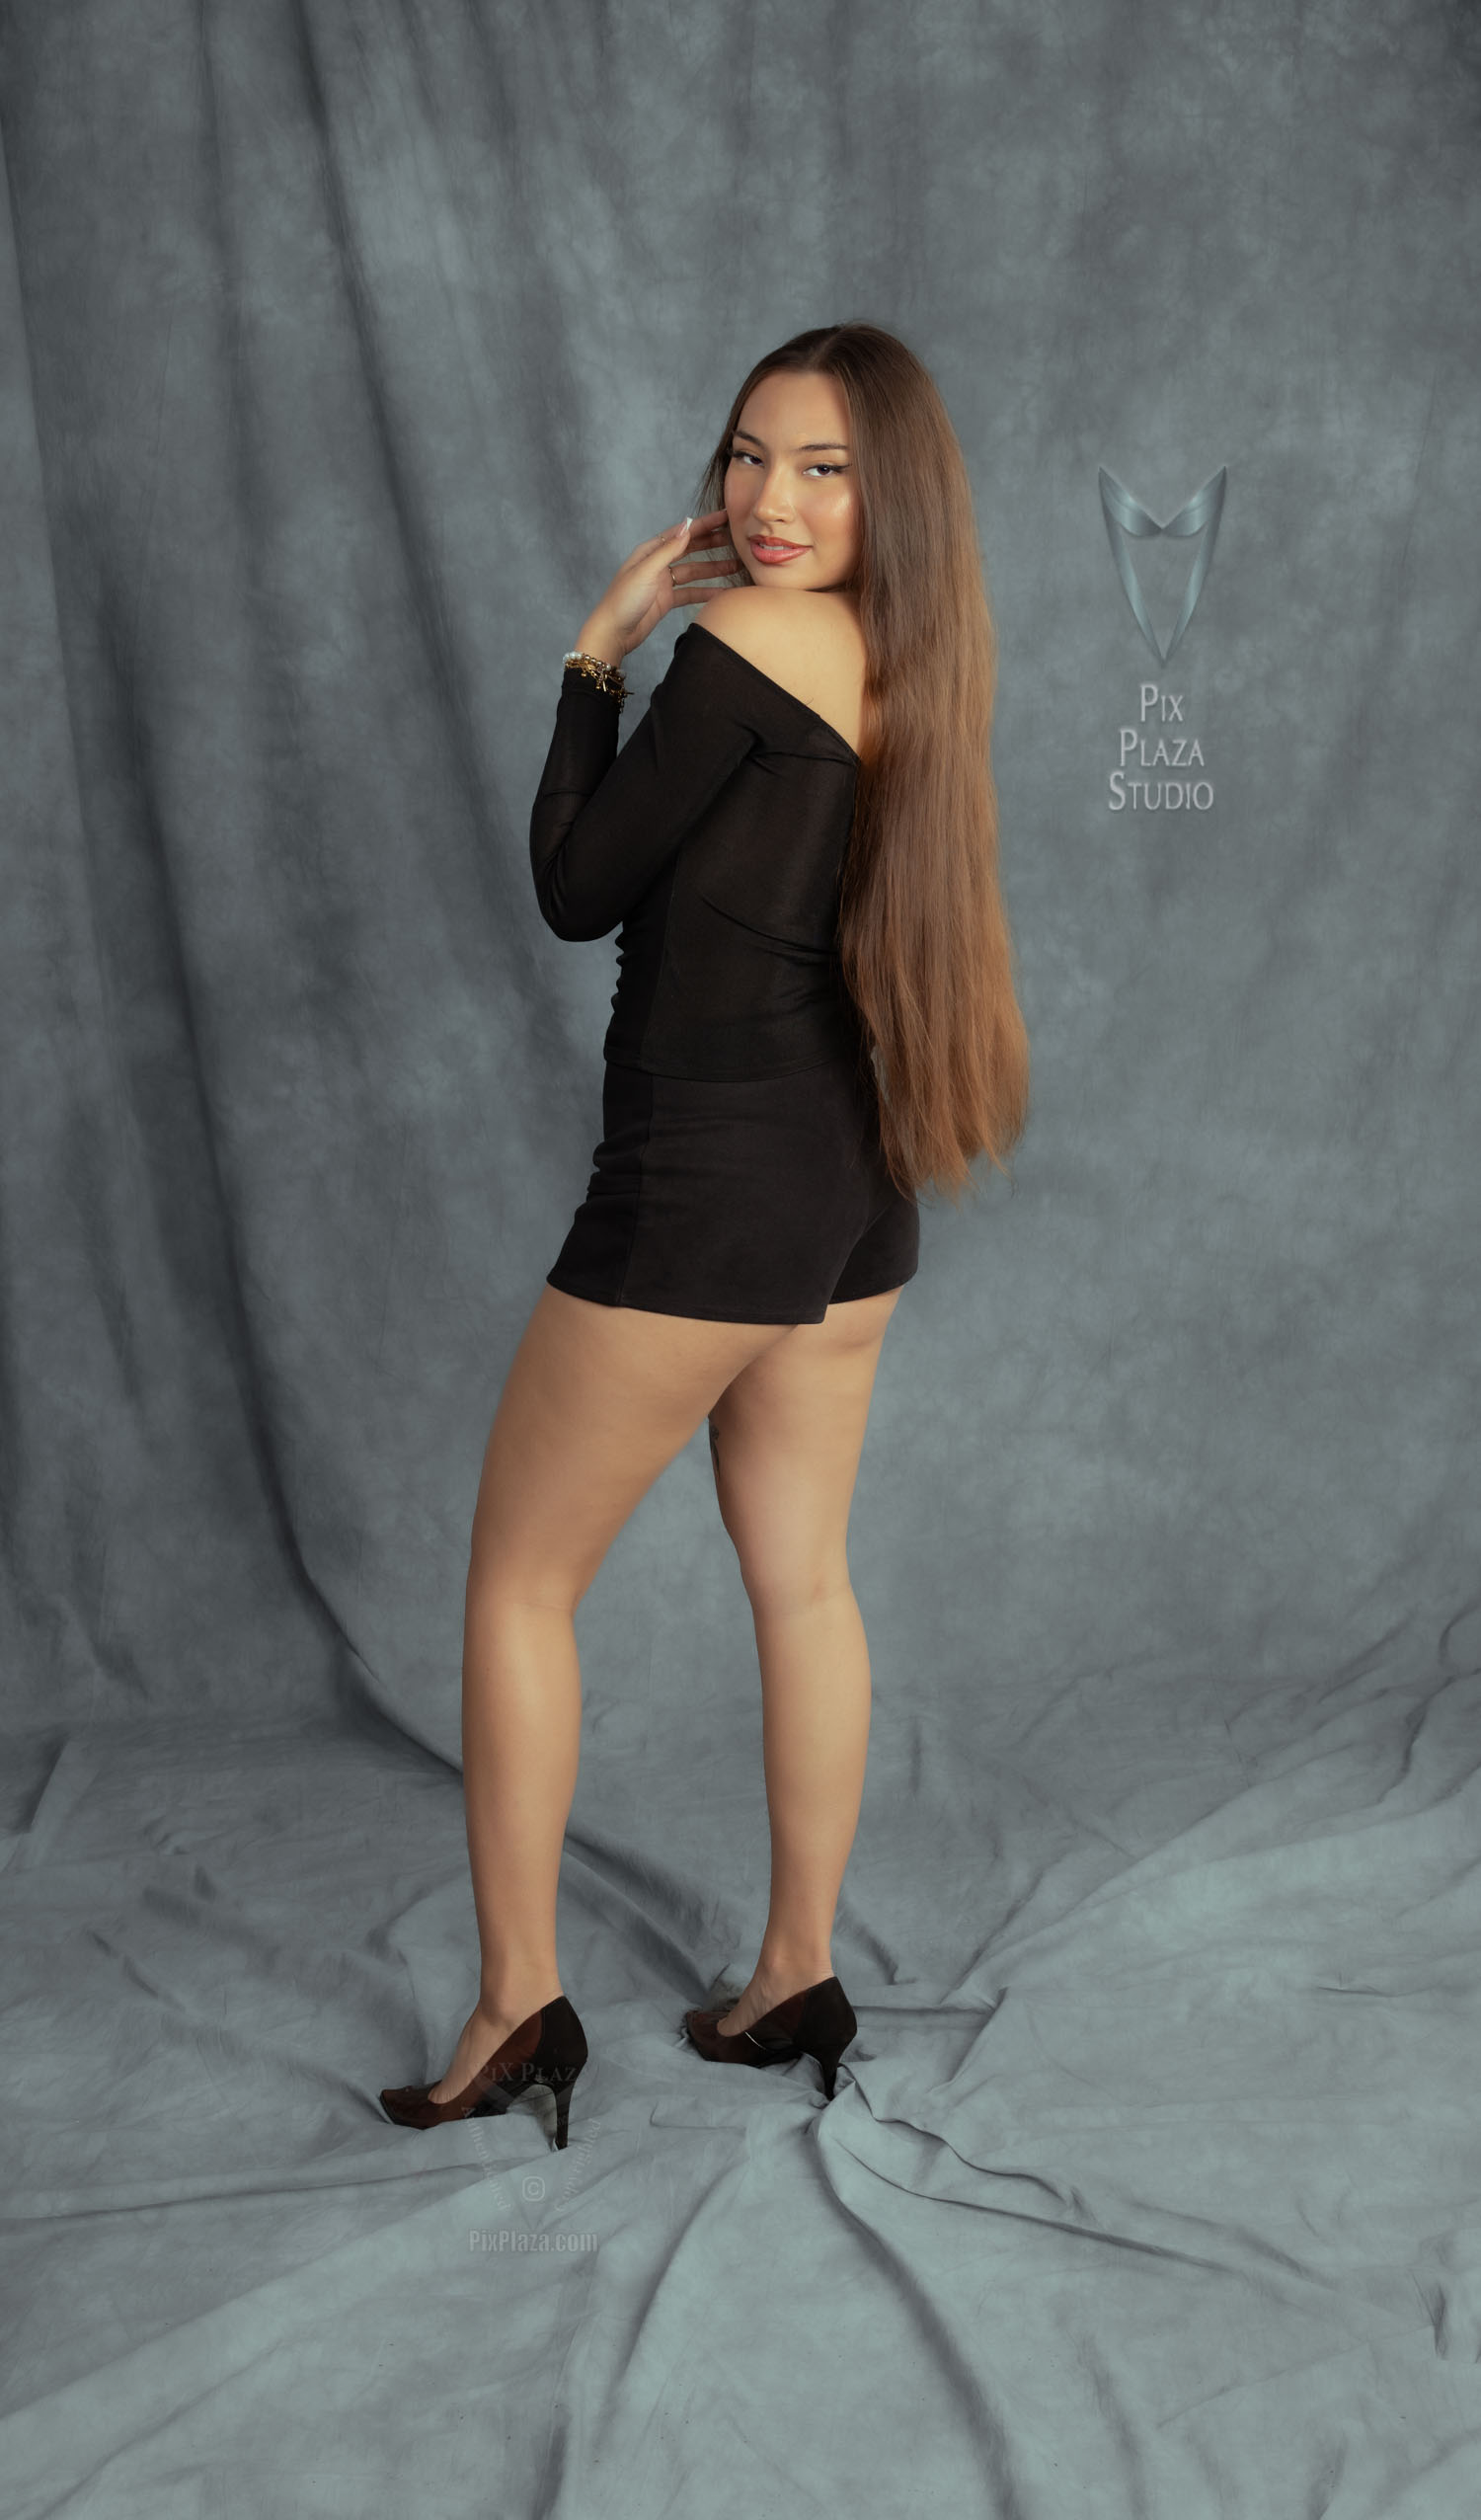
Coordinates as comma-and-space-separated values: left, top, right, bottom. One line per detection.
429, 1284, 793, 2099
703, 1286, 903, 2035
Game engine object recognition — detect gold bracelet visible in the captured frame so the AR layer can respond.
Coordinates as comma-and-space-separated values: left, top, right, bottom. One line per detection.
563, 649, 628, 708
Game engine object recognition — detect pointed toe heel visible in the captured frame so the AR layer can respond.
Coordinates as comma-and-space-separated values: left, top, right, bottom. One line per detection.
551, 2067, 581, 2151
799, 1980, 857, 2100
683, 1974, 857, 2101
380, 1994, 588, 2152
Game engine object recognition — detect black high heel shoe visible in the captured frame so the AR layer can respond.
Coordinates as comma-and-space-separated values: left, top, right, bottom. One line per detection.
683, 1975, 858, 2100
380, 1995, 587, 2150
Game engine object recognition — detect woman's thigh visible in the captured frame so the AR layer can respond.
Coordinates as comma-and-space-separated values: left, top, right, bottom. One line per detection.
705, 1286, 905, 1614
468, 1286, 795, 1611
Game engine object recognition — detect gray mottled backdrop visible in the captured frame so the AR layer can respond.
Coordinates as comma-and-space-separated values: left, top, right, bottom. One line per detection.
3, 3, 1479, 2513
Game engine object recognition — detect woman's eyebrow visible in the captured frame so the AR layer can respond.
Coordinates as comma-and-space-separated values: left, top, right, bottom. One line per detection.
732, 429, 850, 452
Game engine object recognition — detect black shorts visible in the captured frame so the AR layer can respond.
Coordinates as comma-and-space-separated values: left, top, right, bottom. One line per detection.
546, 1056, 920, 1326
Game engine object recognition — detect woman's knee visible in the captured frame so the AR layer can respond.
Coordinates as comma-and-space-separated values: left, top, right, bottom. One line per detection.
734, 1543, 854, 1619
464, 1503, 654, 1638
709, 1444, 853, 1613
464, 1518, 597, 1621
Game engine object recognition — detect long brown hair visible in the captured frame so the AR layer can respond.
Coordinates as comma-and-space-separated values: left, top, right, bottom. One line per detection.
693, 322, 1029, 1203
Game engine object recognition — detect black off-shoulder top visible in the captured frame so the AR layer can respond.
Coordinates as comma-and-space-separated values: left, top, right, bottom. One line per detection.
529, 620, 865, 1079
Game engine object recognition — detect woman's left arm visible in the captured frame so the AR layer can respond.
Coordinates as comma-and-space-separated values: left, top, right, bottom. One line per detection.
528, 630, 755, 941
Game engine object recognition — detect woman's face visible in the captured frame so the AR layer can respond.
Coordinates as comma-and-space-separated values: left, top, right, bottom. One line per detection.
724, 369, 860, 595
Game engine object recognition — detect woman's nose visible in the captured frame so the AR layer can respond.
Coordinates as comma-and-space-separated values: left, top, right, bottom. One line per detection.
751, 470, 795, 519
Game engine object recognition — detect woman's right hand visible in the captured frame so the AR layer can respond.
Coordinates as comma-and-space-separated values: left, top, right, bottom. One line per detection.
575, 506, 739, 664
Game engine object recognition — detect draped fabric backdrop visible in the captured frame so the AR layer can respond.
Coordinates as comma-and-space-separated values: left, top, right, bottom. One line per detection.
2, 3, 1478, 2511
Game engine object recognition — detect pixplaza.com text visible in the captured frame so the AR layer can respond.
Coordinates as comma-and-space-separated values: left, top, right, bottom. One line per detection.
469, 2229, 598, 2251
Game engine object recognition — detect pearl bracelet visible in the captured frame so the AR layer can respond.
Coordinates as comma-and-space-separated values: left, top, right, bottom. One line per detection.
562, 650, 628, 708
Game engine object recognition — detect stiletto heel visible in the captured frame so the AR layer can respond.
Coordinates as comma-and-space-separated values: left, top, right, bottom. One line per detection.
552, 2074, 576, 2151
380, 1995, 588, 2152
682, 1975, 857, 2101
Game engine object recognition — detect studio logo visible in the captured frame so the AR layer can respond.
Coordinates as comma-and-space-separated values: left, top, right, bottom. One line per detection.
1101, 466, 1225, 812
1099, 466, 1226, 665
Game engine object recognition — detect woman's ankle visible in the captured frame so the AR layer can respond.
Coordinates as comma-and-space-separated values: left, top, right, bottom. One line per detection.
476, 1974, 563, 2026
753, 1947, 834, 1992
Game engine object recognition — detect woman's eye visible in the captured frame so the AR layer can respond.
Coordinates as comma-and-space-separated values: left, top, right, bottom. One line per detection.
727, 449, 845, 477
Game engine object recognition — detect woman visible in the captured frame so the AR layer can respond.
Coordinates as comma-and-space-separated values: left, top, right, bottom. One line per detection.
380, 321, 1029, 2150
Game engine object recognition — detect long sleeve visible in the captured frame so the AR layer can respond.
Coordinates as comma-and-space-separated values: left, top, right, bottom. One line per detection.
529, 629, 758, 942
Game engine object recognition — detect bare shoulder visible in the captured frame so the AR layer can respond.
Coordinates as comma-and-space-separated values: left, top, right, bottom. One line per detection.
695, 584, 863, 673
694, 587, 866, 753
